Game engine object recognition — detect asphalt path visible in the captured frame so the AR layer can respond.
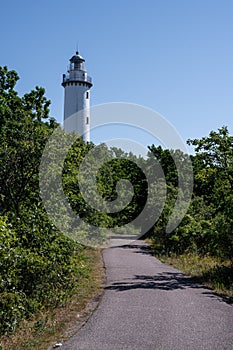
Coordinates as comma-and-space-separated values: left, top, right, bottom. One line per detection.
61, 239, 233, 350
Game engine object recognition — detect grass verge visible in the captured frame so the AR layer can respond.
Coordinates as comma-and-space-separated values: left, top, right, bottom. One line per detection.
148, 241, 233, 302
0, 248, 105, 350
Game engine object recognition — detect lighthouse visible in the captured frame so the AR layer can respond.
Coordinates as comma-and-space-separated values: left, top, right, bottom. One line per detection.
62, 51, 92, 142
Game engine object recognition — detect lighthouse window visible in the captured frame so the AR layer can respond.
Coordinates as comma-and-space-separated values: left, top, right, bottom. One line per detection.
86, 117, 89, 124
86, 91, 89, 99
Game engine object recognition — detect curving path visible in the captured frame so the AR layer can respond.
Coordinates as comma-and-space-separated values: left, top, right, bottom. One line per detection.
61, 239, 233, 350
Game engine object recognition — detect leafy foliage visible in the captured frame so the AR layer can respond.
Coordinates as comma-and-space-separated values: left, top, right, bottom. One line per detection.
150, 127, 233, 260
0, 67, 91, 335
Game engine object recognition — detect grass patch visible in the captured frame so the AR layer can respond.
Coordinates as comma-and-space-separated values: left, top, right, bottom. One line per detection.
0, 248, 105, 350
149, 241, 233, 301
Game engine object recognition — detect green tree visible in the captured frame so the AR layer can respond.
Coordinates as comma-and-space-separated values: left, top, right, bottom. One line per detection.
0, 67, 88, 335
0, 66, 57, 215
188, 127, 233, 259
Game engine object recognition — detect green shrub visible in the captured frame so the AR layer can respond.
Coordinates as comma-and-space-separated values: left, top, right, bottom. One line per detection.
0, 292, 26, 335
0, 215, 90, 335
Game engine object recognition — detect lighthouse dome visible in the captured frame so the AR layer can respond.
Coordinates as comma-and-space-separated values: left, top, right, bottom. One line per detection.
70, 51, 85, 63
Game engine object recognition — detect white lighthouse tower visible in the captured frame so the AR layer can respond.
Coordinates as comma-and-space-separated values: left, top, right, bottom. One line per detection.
62, 51, 92, 142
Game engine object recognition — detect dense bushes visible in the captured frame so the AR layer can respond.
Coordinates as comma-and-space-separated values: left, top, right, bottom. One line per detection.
149, 127, 233, 260
0, 67, 92, 335
0, 212, 90, 335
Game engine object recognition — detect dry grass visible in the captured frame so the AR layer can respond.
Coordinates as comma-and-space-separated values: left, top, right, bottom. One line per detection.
0, 249, 105, 350
157, 252, 233, 300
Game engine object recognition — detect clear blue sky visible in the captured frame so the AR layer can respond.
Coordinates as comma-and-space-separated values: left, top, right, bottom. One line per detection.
1, 0, 233, 149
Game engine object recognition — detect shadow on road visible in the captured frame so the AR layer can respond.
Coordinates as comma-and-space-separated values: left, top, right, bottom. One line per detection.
105, 271, 202, 292
109, 243, 152, 256
106, 243, 232, 305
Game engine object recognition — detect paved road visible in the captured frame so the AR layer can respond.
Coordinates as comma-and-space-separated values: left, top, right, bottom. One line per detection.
61, 240, 233, 350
